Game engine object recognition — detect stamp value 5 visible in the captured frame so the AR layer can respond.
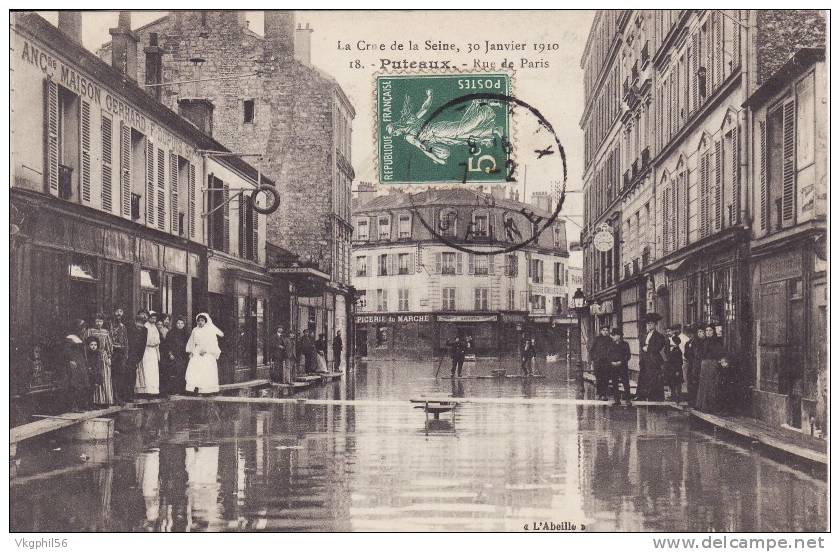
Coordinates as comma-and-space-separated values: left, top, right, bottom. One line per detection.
377, 74, 511, 184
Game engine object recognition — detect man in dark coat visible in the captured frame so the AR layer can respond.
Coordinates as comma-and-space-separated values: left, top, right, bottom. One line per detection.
589, 325, 613, 400
636, 312, 667, 401
298, 329, 316, 374
448, 335, 467, 378
109, 307, 129, 404
125, 313, 149, 400
607, 328, 632, 406
332, 331, 343, 372
683, 324, 705, 406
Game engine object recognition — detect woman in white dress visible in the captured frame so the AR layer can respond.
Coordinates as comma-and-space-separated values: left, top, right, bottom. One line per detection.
185, 313, 223, 394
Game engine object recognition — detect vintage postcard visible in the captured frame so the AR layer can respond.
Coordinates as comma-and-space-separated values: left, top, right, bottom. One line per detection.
6, 7, 829, 540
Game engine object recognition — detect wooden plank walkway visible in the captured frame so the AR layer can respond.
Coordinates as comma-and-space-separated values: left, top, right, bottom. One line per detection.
686, 409, 827, 466
219, 379, 271, 391
10, 406, 124, 444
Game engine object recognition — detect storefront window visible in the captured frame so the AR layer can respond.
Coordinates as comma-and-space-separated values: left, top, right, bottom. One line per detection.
140, 269, 159, 313
256, 298, 265, 366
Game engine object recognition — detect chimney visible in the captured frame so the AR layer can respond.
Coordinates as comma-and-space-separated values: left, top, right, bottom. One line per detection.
109, 11, 139, 81
356, 181, 376, 207
58, 12, 83, 45
144, 32, 163, 101
295, 22, 313, 66
264, 11, 295, 58
178, 99, 215, 137
490, 185, 507, 201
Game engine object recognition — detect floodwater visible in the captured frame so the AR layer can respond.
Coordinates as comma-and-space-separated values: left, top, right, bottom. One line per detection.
10, 359, 827, 532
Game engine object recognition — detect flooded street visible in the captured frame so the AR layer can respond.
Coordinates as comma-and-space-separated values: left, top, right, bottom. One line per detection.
10, 360, 827, 532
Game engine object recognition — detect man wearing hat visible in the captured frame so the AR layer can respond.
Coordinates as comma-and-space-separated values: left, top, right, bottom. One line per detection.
636, 312, 667, 401
607, 328, 632, 406
683, 324, 704, 406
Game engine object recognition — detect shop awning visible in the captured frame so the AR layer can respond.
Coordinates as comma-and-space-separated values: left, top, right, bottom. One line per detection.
269, 265, 331, 297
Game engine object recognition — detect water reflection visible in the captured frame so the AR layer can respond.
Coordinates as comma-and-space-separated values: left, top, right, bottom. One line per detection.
10, 360, 827, 532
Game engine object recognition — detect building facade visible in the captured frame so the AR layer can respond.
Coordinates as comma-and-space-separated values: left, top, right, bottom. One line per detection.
351, 188, 572, 360
98, 10, 355, 366
580, 10, 826, 426
10, 12, 272, 413
744, 48, 827, 432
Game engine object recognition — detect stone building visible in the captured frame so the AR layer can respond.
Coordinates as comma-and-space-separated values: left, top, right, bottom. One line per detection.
10, 12, 272, 417
98, 10, 355, 366
351, 188, 572, 360
579, 10, 826, 421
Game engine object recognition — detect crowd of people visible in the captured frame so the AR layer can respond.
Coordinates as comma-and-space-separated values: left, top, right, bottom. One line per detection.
59, 308, 224, 412
267, 327, 343, 384
590, 313, 741, 413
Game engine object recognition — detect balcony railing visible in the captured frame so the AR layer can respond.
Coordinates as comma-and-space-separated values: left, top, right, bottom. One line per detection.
442, 267, 456, 275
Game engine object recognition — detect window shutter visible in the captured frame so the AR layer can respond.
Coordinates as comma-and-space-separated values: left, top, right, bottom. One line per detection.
714, 140, 723, 232
488, 254, 495, 275
730, 128, 739, 226
681, 173, 689, 247
101, 116, 113, 212
456, 252, 463, 275
188, 163, 196, 239
157, 149, 165, 230
145, 139, 155, 227
468, 253, 475, 275
238, 193, 246, 257
435, 252, 441, 273
251, 201, 259, 262
409, 252, 415, 274
120, 123, 131, 218
660, 190, 668, 254
759, 121, 768, 231
80, 100, 91, 204
169, 153, 178, 234
700, 152, 710, 238
781, 100, 796, 227
691, 33, 699, 112
222, 182, 231, 253
45, 80, 59, 195
663, 183, 672, 253
388, 253, 396, 276
712, 13, 722, 88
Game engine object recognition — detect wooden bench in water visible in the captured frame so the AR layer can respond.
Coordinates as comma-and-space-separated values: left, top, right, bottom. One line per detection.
410, 398, 457, 420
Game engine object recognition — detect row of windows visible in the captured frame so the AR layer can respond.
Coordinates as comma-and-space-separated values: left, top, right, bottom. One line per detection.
654, 10, 742, 155
584, 143, 621, 227
354, 252, 568, 284
45, 81, 261, 263
356, 211, 567, 251
357, 288, 572, 313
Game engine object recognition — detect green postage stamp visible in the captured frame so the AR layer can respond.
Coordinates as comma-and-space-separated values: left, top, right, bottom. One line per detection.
376, 74, 511, 184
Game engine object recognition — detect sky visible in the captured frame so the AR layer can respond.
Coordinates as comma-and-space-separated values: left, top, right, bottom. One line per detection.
39, 10, 592, 266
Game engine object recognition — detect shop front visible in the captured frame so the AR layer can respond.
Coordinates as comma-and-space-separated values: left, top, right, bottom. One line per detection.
750, 239, 826, 431
527, 314, 579, 359
206, 255, 272, 385
10, 190, 202, 420
354, 313, 434, 360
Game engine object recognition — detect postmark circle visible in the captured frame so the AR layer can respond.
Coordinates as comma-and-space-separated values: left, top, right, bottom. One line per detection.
406, 92, 567, 256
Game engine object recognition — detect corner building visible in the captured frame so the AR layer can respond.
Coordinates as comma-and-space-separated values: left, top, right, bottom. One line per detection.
98, 10, 355, 366
351, 188, 572, 361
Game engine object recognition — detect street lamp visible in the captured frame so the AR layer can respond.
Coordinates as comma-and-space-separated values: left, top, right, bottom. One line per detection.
572, 288, 586, 374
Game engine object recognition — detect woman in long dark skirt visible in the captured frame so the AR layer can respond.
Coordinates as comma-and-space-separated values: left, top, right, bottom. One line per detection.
694, 324, 726, 412
63, 319, 95, 412
161, 316, 189, 395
